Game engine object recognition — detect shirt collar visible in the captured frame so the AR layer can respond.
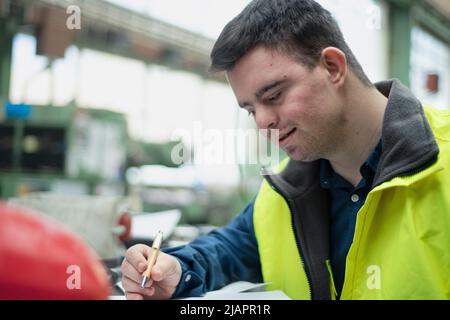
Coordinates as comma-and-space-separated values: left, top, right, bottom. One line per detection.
319, 139, 382, 190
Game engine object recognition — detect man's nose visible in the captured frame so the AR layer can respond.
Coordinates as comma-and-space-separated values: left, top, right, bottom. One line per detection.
254, 106, 278, 130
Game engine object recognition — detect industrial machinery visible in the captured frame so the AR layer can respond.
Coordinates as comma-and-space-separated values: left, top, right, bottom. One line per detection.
0, 102, 128, 199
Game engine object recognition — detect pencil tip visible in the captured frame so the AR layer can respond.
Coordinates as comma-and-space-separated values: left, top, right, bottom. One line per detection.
140, 276, 148, 289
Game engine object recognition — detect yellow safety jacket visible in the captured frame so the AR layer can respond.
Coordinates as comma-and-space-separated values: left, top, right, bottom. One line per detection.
253, 80, 450, 299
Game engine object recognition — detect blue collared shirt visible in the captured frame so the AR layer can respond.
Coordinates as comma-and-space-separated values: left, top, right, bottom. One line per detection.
319, 140, 382, 298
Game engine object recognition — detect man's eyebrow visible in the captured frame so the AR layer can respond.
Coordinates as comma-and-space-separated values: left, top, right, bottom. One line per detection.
238, 79, 288, 108
255, 79, 287, 99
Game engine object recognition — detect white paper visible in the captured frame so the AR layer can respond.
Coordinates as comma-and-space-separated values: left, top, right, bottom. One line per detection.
180, 281, 291, 300
130, 209, 181, 240
109, 281, 290, 300
182, 290, 291, 300
210, 281, 268, 293
108, 295, 127, 300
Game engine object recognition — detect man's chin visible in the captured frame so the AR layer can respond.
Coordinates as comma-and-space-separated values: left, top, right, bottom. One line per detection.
286, 149, 317, 162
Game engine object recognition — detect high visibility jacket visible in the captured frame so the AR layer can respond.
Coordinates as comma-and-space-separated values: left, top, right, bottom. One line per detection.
254, 80, 450, 299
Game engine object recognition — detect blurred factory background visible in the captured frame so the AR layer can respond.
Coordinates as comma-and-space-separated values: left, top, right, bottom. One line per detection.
0, 0, 449, 270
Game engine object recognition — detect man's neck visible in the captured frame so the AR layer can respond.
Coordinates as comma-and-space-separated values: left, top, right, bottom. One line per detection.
328, 81, 388, 187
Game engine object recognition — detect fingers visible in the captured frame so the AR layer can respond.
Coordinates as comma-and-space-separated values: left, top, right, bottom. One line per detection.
122, 275, 155, 297
150, 253, 179, 282
121, 244, 155, 283
125, 292, 143, 300
121, 246, 181, 300
125, 244, 152, 272
122, 244, 156, 299
121, 259, 142, 282
150, 266, 163, 282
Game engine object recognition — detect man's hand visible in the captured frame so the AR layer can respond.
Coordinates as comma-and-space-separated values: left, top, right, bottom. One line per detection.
121, 244, 182, 300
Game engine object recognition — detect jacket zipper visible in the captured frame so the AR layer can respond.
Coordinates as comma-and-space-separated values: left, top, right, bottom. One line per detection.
264, 174, 313, 299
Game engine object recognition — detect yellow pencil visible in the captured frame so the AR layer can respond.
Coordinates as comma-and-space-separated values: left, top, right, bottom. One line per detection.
140, 230, 163, 288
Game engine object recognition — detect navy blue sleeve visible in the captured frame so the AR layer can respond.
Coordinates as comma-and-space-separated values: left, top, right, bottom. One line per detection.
161, 201, 262, 298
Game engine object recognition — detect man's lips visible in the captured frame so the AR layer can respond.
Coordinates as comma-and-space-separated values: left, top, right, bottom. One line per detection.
279, 128, 297, 145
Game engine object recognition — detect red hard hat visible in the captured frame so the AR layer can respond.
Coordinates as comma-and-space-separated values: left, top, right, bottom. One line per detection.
0, 202, 111, 299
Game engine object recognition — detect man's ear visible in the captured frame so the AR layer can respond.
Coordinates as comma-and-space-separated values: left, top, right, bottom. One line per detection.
320, 47, 347, 86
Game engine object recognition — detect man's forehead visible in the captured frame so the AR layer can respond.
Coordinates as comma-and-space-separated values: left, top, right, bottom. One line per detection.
234, 45, 282, 69
228, 48, 294, 84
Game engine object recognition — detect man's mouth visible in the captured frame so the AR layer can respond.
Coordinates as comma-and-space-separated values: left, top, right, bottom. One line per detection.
279, 128, 297, 145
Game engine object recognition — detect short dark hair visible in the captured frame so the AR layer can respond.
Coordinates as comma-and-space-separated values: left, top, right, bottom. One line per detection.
210, 0, 372, 87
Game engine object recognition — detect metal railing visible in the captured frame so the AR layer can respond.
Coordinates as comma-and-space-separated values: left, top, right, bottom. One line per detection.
29, 0, 214, 58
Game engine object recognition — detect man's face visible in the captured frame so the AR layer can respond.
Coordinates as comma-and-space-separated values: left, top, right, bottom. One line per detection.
227, 45, 346, 162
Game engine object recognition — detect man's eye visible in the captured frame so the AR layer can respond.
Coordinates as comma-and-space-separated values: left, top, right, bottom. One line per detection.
268, 92, 281, 102
247, 110, 255, 117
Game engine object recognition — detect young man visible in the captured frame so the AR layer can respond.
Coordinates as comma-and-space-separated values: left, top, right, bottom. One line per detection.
121, 0, 450, 299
